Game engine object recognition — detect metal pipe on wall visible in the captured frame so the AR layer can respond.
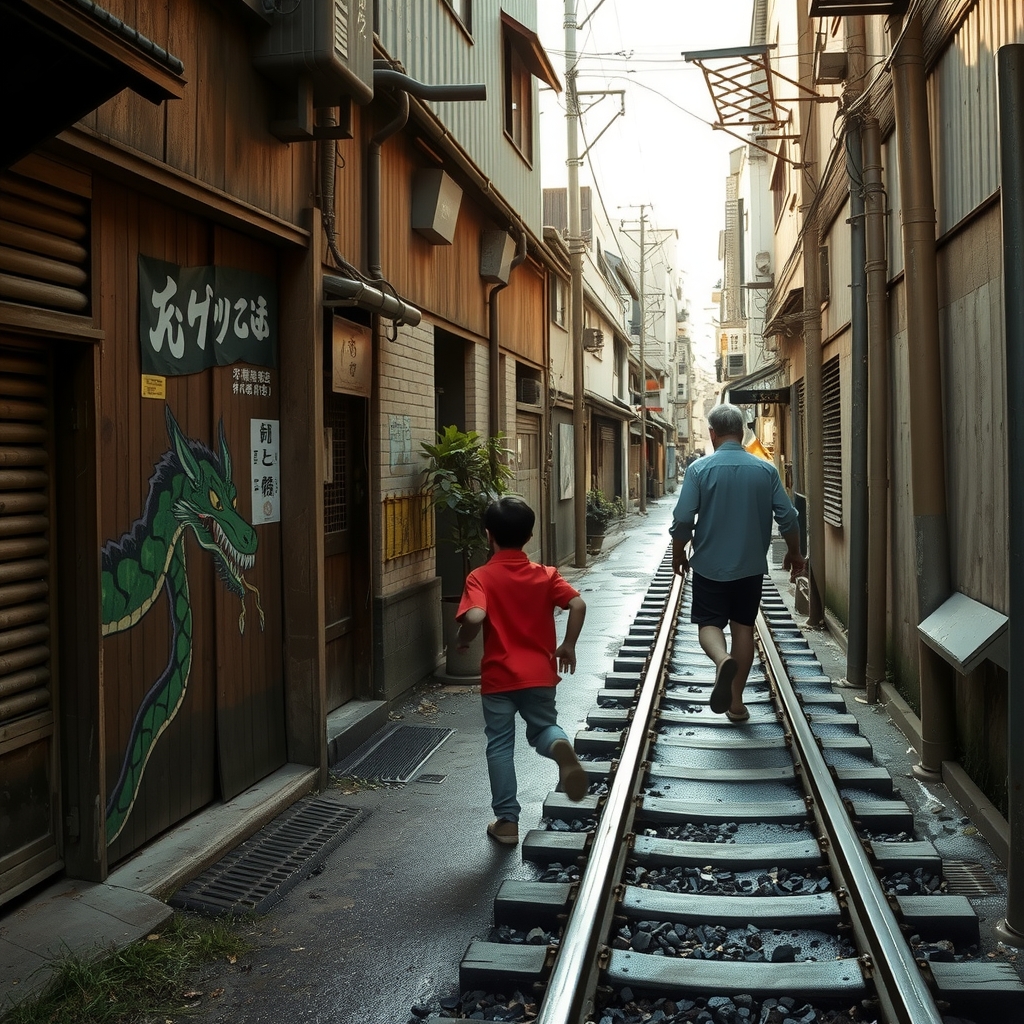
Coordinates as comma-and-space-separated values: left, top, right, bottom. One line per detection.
889, 14, 954, 777
845, 15, 869, 689
995, 41, 1024, 948
846, 121, 869, 689
863, 113, 889, 706
488, 231, 528, 436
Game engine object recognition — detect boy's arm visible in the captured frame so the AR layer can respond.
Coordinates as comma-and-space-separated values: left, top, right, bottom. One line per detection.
554, 596, 587, 674
456, 605, 485, 651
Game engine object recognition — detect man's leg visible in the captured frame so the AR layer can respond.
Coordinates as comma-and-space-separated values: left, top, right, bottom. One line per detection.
728, 620, 755, 715
700, 624, 738, 714
481, 693, 520, 824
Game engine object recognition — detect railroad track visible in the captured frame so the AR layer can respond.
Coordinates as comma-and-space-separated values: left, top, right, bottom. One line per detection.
422, 552, 1023, 1024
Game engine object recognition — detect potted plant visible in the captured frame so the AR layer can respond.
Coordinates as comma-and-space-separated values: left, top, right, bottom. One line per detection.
421, 425, 512, 677
586, 489, 623, 553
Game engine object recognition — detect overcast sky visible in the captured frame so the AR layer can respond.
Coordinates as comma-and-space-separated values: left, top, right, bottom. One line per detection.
536, 1, 755, 356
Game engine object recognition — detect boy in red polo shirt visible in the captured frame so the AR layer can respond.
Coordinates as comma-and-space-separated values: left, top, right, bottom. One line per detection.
455, 496, 588, 845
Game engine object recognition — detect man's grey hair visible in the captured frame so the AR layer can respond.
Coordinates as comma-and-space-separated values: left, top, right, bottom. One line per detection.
708, 403, 745, 438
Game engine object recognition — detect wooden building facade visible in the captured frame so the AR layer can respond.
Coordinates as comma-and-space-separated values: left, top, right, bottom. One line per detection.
1, 0, 558, 906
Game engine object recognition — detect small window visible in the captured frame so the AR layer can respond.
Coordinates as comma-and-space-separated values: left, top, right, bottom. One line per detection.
504, 35, 532, 160
549, 275, 567, 328
771, 156, 787, 225
822, 356, 842, 527
500, 13, 561, 165
442, 0, 471, 33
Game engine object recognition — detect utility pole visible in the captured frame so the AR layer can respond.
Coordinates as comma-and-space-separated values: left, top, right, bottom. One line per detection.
638, 208, 647, 514
564, 0, 587, 567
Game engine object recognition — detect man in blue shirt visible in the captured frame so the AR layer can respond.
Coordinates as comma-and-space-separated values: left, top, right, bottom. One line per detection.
670, 403, 805, 721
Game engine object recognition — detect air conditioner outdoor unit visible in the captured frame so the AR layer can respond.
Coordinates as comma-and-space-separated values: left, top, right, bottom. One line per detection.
517, 377, 543, 405
253, 0, 373, 105
582, 328, 604, 352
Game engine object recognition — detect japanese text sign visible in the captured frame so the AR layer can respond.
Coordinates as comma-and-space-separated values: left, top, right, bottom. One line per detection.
139, 256, 277, 376
250, 418, 281, 526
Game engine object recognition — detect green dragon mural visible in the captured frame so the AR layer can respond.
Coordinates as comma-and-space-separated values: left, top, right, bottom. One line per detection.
101, 406, 264, 845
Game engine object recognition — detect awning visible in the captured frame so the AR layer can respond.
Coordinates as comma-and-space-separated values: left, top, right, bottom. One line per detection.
323, 275, 422, 326
724, 359, 788, 404
584, 390, 637, 423
501, 11, 562, 93
3, 0, 186, 169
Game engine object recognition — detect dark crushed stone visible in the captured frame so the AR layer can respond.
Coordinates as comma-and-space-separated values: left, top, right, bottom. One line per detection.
625, 863, 831, 898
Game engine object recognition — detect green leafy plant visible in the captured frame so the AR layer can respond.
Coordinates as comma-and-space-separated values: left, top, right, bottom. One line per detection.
586, 489, 624, 535
421, 425, 513, 583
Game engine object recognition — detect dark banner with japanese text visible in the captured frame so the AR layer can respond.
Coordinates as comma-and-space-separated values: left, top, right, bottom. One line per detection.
138, 256, 277, 376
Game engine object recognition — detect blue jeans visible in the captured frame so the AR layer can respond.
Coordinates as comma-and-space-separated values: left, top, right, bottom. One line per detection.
481, 687, 568, 823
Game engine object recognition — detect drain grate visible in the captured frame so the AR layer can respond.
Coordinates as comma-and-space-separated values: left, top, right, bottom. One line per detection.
334, 724, 453, 783
169, 798, 362, 916
416, 773, 447, 784
944, 860, 1001, 897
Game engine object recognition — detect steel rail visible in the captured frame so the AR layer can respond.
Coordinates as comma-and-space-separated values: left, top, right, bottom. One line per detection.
756, 609, 944, 1024
535, 571, 684, 1024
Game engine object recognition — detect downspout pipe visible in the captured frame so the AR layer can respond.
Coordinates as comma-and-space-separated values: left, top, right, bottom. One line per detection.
846, 122, 868, 688
863, 113, 889, 706
846, 16, 869, 690
488, 230, 529, 436
995, 42, 1024, 948
890, 14, 954, 778
367, 68, 486, 280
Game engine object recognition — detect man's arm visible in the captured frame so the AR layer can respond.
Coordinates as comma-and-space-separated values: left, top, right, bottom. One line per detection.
780, 529, 806, 582
770, 474, 806, 581
670, 468, 699, 576
554, 596, 586, 674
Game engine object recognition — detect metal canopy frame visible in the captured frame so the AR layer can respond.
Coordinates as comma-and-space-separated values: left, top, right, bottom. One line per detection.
682, 44, 832, 166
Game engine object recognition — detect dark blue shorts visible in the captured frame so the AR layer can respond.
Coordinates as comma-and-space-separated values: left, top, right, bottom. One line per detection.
690, 571, 763, 628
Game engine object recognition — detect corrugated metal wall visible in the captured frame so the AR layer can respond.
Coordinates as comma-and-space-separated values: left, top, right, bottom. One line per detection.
377, 0, 546, 234
930, 0, 1024, 234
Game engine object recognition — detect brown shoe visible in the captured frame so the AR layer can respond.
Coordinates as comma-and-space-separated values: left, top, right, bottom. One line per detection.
550, 739, 588, 801
487, 818, 519, 845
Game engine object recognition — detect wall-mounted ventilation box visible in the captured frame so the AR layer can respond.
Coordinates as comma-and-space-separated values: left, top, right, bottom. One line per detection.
412, 169, 463, 245
918, 592, 1008, 674
253, 0, 373, 106
480, 230, 515, 283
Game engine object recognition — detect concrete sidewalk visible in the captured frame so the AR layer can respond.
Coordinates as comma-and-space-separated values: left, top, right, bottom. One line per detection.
0, 499, 647, 1015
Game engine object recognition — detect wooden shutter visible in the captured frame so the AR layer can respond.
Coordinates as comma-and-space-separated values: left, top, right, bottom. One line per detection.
0, 344, 58, 906
822, 356, 843, 527
0, 172, 89, 315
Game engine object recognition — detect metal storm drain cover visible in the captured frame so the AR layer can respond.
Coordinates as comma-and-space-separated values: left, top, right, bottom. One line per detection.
943, 860, 1001, 897
170, 798, 362, 916
333, 724, 454, 783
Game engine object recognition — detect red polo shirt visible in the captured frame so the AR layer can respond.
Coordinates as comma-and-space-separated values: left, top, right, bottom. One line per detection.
456, 548, 580, 694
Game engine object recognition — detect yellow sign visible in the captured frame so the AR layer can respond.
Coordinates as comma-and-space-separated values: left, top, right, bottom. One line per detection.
141, 374, 166, 399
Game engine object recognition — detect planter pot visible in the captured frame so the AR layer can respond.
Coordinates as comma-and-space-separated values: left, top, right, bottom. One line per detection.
440, 595, 483, 680
587, 533, 605, 554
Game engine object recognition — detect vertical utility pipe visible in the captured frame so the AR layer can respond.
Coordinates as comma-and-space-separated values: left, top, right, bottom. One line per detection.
845, 16, 869, 688
846, 121, 869, 689
863, 113, 890, 706
367, 89, 410, 281
995, 42, 1024, 947
565, 0, 587, 566
889, 14, 954, 777
797, 7, 824, 627
488, 231, 528, 439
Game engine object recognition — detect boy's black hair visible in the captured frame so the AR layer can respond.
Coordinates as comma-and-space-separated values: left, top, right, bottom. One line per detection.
484, 495, 535, 549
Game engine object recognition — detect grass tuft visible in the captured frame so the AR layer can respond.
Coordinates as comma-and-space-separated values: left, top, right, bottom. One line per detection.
0, 913, 251, 1024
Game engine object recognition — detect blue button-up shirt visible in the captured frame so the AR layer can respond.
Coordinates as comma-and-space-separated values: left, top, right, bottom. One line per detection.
670, 441, 799, 581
